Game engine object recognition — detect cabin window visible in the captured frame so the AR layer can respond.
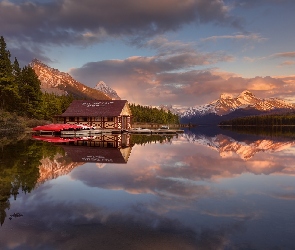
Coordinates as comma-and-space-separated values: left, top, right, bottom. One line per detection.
69, 117, 75, 122
94, 117, 102, 121
107, 117, 114, 122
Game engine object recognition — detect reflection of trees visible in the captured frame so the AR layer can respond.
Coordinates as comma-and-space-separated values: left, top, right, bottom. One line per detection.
0, 138, 64, 225
130, 134, 174, 145
220, 125, 295, 138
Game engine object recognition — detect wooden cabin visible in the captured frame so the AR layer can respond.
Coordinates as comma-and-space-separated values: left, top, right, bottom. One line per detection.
56, 100, 132, 130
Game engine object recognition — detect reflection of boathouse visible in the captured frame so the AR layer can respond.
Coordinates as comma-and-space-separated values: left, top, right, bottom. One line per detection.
61, 146, 132, 164
62, 133, 132, 164
73, 133, 131, 148
56, 100, 132, 130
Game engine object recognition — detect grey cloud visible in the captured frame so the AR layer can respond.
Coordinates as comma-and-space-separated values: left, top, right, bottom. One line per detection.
271, 52, 295, 58
9, 44, 52, 66
0, 200, 235, 250
0, 0, 241, 46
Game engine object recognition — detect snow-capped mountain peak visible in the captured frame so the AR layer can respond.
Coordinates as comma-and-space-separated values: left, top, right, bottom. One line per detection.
220, 93, 234, 99
180, 90, 295, 123
94, 81, 121, 100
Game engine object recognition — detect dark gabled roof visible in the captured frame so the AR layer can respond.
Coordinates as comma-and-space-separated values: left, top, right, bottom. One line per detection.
60, 100, 129, 117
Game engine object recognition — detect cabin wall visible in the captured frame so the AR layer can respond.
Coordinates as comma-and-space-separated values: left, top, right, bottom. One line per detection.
62, 116, 131, 129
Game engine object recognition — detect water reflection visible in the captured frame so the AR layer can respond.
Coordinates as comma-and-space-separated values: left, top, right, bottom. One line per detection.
185, 126, 295, 160
0, 138, 63, 225
0, 129, 295, 249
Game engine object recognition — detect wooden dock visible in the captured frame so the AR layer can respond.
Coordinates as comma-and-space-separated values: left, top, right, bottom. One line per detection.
58, 129, 184, 136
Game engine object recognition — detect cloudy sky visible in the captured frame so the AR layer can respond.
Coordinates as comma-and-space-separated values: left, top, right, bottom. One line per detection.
1, 0, 295, 107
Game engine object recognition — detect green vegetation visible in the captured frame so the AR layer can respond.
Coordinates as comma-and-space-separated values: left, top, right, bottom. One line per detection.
130, 103, 179, 125
220, 113, 295, 126
0, 36, 73, 121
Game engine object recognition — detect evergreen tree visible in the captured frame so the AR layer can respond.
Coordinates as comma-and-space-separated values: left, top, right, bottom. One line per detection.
18, 66, 43, 118
129, 103, 179, 124
0, 36, 15, 110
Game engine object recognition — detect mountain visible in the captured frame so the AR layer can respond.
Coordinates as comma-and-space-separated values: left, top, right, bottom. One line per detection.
31, 59, 111, 100
180, 90, 295, 124
94, 81, 121, 100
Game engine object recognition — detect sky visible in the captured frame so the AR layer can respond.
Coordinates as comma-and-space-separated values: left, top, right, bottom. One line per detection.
1, 0, 295, 107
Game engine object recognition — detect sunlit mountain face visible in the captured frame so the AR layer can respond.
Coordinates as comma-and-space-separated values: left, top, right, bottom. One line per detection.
31, 59, 111, 100
1, 130, 295, 249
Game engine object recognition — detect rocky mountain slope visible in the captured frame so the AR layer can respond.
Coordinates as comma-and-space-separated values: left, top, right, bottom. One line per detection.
180, 90, 295, 124
31, 59, 113, 100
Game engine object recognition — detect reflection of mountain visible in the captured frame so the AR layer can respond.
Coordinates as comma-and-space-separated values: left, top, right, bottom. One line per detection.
37, 153, 83, 185
182, 128, 295, 160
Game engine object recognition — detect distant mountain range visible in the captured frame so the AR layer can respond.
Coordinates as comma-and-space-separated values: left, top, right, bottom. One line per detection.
180, 90, 295, 124
31, 59, 120, 100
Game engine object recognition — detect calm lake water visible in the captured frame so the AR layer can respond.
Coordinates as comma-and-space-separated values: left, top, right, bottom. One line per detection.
1, 127, 295, 250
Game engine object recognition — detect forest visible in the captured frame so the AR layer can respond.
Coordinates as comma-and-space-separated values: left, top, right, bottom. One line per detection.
129, 103, 179, 125
220, 113, 295, 126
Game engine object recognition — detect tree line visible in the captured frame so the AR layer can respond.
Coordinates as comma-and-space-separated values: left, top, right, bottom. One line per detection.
220, 113, 295, 126
0, 36, 73, 120
129, 103, 179, 125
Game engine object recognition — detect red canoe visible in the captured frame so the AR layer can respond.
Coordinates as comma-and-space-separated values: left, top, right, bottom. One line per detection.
33, 124, 84, 132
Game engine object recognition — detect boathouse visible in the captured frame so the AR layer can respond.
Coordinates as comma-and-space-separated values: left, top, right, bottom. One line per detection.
56, 100, 132, 130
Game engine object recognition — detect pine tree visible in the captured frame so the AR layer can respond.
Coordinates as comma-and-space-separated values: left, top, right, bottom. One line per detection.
18, 66, 43, 118
0, 36, 15, 110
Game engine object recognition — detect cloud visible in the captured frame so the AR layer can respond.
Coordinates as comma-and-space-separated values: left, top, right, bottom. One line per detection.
0, 0, 240, 46
247, 51, 295, 62
271, 52, 295, 58
201, 33, 267, 42
70, 49, 295, 106
234, 0, 295, 8
69, 41, 234, 105
279, 61, 295, 66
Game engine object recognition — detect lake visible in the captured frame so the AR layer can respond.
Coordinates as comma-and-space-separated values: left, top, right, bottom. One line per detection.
0, 127, 295, 249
